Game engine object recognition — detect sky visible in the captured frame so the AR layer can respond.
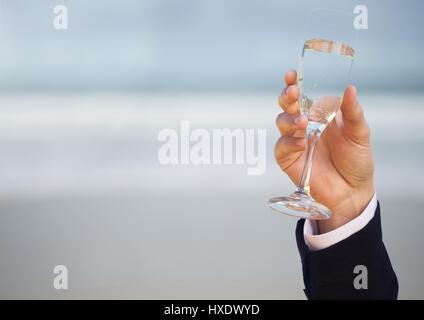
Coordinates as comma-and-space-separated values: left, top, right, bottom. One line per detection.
0, 0, 423, 92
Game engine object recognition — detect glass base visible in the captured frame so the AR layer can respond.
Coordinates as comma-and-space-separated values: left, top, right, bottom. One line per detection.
268, 191, 331, 220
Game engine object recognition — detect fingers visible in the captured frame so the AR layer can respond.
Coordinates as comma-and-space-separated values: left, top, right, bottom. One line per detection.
274, 70, 306, 168
284, 70, 297, 86
275, 112, 307, 167
275, 112, 307, 137
279, 71, 300, 114
275, 136, 306, 164
340, 85, 370, 143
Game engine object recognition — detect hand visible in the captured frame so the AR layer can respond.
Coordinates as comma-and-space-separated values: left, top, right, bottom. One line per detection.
275, 70, 375, 233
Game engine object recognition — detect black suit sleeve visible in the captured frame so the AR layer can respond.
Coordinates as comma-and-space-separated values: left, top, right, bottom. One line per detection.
296, 202, 398, 299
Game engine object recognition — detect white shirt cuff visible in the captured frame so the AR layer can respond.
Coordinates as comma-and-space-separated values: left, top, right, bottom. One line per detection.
303, 193, 377, 251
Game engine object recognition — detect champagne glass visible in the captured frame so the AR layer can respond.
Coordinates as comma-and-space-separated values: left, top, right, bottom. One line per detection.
268, 9, 355, 219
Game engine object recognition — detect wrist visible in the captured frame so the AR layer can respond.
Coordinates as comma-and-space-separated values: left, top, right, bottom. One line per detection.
317, 184, 374, 234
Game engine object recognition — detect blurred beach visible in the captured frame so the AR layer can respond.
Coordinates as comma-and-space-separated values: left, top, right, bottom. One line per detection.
1, 0, 424, 300
0, 93, 422, 299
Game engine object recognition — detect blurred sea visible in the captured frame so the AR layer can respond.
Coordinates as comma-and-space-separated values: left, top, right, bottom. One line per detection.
0, 93, 423, 299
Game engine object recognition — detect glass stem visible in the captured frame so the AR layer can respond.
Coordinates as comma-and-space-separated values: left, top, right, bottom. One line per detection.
297, 127, 321, 195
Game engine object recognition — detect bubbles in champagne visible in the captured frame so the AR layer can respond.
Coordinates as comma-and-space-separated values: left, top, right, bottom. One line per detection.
298, 39, 353, 132
301, 95, 341, 125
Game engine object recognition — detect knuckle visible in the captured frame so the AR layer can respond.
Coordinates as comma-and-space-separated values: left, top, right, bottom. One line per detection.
277, 116, 293, 136
353, 102, 364, 119
363, 122, 371, 137
357, 106, 364, 119
275, 112, 287, 126
275, 113, 283, 127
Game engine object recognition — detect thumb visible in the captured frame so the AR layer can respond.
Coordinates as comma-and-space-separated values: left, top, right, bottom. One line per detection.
340, 85, 370, 143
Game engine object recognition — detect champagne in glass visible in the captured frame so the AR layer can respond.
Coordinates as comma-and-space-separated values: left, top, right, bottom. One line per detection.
299, 39, 354, 132
268, 38, 354, 219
